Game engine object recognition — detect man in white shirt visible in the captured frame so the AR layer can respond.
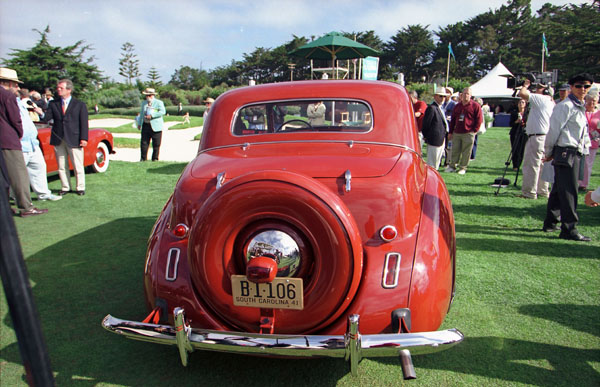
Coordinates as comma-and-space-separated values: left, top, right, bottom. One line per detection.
543, 73, 593, 241
18, 99, 62, 201
517, 80, 555, 199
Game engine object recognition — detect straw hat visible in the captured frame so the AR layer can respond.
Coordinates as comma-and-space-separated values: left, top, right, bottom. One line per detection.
142, 87, 157, 95
204, 97, 215, 104
0, 68, 23, 83
434, 87, 451, 96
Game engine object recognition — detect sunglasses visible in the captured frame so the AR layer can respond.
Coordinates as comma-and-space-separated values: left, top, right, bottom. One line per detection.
573, 84, 592, 89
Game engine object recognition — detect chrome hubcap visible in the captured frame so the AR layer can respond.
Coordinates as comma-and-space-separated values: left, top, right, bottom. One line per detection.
96, 150, 105, 165
245, 230, 301, 277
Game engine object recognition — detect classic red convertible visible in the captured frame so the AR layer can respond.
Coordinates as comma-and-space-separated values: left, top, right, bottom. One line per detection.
36, 124, 114, 173
103, 80, 462, 379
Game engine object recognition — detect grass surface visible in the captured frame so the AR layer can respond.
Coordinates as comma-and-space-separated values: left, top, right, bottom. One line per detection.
113, 137, 140, 148
1, 127, 599, 386
100, 116, 203, 134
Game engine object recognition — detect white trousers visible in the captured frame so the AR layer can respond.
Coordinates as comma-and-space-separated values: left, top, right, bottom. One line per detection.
427, 142, 445, 170
22, 146, 52, 197
54, 141, 85, 191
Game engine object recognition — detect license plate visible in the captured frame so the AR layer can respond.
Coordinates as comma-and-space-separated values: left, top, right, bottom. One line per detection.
231, 275, 304, 310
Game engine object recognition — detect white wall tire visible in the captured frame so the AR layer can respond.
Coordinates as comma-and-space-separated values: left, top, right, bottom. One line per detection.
92, 142, 110, 173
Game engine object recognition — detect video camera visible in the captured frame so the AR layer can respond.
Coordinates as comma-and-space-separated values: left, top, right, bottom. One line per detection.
507, 70, 558, 90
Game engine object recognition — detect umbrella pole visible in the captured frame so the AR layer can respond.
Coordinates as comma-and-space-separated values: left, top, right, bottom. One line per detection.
359, 58, 362, 80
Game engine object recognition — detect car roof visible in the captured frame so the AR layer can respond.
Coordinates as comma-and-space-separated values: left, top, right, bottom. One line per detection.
200, 80, 419, 151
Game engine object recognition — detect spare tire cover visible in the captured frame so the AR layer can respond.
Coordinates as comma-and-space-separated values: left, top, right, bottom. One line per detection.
188, 170, 363, 333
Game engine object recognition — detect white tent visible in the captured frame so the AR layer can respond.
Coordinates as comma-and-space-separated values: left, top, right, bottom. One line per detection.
470, 62, 516, 99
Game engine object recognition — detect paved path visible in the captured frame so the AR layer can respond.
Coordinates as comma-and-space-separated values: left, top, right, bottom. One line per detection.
90, 119, 203, 162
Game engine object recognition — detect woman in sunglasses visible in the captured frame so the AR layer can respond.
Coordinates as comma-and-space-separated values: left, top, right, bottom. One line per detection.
542, 73, 594, 242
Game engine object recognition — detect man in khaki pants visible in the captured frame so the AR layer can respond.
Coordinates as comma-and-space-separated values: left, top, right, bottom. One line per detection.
518, 80, 554, 199
445, 87, 482, 175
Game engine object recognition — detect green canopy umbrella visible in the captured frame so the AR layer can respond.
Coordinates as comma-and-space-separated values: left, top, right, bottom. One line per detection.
290, 31, 380, 60
289, 32, 381, 79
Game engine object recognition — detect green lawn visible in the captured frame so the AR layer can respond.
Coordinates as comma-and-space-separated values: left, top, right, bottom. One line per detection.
1, 127, 599, 386
98, 116, 204, 134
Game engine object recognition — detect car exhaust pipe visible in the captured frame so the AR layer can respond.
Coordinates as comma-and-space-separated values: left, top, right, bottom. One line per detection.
399, 349, 416, 380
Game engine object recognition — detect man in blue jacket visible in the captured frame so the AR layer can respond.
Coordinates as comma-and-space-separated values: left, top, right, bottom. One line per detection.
136, 88, 166, 161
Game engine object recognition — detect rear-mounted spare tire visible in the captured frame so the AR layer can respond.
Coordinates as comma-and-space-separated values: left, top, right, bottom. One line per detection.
188, 170, 363, 334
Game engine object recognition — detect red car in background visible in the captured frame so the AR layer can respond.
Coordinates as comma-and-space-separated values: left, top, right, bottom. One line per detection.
103, 80, 462, 379
35, 123, 115, 173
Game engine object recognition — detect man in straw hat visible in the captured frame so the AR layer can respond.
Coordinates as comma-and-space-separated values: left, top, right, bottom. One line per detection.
422, 87, 451, 170
136, 88, 166, 161
203, 97, 214, 121
0, 67, 48, 216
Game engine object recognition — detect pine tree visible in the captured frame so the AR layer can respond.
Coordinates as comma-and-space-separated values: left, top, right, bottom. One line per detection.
2, 25, 103, 94
118, 42, 141, 85
147, 67, 162, 88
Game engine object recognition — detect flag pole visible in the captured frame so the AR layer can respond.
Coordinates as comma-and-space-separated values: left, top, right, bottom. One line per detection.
541, 40, 544, 73
445, 45, 451, 87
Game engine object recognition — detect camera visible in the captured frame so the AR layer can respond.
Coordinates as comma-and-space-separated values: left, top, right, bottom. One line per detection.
507, 70, 558, 90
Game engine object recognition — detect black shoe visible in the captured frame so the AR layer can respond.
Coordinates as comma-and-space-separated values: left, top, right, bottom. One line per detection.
75, 190, 85, 196
57, 190, 70, 196
542, 224, 560, 232
559, 231, 591, 242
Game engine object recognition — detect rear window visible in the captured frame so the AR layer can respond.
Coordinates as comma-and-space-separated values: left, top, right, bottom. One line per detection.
232, 100, 372, 135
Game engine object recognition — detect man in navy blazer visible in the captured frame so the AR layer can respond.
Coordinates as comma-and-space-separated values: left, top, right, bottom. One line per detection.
422, 87, 450, 170
43, 79, 88, 195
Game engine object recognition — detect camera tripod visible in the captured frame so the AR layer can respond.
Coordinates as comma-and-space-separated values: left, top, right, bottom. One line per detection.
494, 129, 526, 196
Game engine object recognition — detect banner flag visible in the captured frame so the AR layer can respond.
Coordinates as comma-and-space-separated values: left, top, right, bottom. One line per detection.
448, 42, 456, 61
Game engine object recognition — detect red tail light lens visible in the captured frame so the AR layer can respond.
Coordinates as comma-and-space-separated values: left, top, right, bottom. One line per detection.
246, 256, 278, 283
172, 224, 189, 238
380, 225, 398, 242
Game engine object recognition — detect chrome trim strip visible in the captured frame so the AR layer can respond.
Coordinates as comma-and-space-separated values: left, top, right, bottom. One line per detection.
382, 252, 401, 289
199, 140, 417, 156
216, 171, 226, 189
345, 169, 352, 192
231, 98, 374, 137
102, 312, 463, 373
165, 248, 180, 282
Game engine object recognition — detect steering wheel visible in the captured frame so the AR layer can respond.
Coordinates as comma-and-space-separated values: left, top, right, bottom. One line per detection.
277, 119, 314, 132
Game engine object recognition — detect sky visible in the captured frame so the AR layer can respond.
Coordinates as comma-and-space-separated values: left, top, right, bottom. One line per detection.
0, 0, 580, 84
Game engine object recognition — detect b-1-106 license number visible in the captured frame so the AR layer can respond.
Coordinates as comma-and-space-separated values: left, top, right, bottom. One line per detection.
231, 275, 304, 310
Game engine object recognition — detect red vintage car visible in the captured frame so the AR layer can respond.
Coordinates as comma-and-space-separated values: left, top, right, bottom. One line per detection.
103, 80, 462, 379
35, 124, 115, 173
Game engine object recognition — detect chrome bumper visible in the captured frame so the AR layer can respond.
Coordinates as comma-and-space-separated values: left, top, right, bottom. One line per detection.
102, 308, 463, 377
